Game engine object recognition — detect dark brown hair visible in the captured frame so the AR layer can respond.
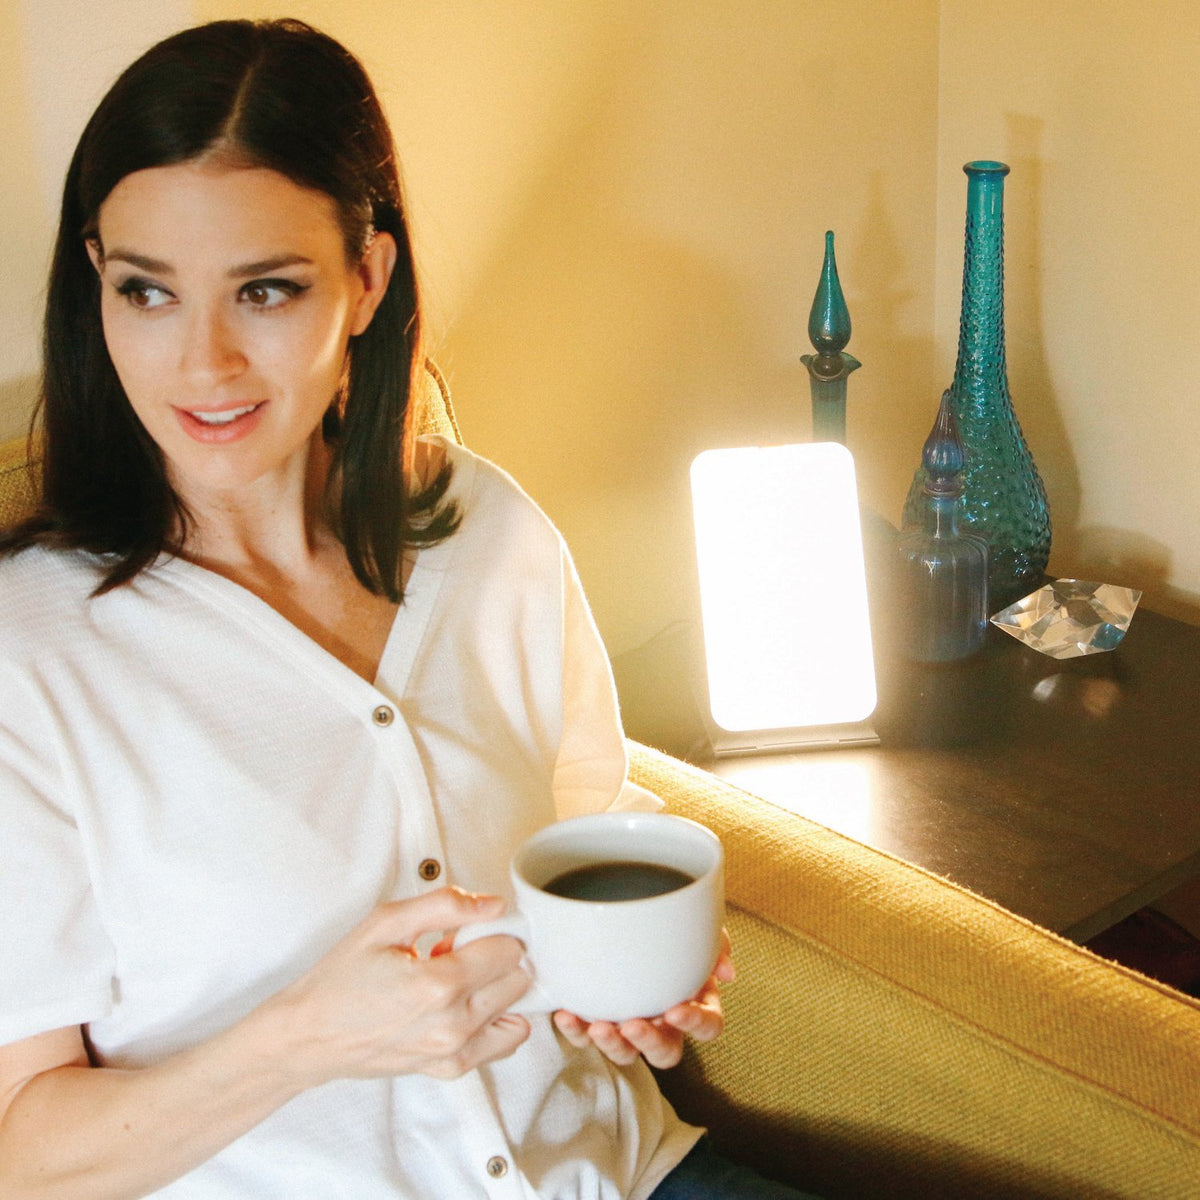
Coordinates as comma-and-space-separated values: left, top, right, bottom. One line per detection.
1, 18, 456, 599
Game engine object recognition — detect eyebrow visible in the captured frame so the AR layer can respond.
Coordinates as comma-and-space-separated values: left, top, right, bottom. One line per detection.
100, 249, 316, 277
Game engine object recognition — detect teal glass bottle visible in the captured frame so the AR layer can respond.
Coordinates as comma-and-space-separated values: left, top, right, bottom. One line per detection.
801, 231, 860, 444
903, 161, 1050, 611
897, 392, 989, 661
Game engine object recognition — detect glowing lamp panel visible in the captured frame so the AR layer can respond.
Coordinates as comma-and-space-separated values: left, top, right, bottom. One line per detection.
690, 442, 876, 733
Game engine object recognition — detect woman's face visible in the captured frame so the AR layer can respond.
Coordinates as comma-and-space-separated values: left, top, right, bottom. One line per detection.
88, 160, 395, 506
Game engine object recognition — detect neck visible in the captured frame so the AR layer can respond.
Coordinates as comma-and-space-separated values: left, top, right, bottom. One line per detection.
174, 432, 337, 581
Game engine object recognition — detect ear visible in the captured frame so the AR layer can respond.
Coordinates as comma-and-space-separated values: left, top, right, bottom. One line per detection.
85, 238, 104, 276
349, 231, 398, 337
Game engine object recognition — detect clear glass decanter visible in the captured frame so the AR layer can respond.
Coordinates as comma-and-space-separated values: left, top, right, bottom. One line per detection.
897, 392, 989, 661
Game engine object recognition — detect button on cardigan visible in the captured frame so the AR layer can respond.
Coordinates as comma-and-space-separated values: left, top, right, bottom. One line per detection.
0, 439, 700, 1199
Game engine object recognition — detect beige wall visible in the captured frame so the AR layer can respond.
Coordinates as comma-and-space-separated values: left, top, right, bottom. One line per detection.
0, 0, 192, 441
3, 1, 1196, 671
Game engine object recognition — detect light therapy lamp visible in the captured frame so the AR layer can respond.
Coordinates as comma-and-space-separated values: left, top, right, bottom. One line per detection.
690, 441, 877, 754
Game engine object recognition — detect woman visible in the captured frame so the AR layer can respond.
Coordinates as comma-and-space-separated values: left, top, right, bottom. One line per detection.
0, 19, 814, 1199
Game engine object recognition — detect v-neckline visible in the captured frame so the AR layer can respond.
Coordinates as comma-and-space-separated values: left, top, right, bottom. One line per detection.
150, 437, 475, 703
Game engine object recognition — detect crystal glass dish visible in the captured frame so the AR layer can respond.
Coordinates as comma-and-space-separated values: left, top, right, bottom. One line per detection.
990, 580, 1142, 659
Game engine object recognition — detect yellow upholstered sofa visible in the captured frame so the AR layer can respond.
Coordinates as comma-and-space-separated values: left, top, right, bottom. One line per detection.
4, 368, 1200, 1199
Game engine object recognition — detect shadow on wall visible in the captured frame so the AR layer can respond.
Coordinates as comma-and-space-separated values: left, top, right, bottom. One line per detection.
610, 620, 711, 760
1002, 113, 1082, 578
1000, 118, 1199, 627
846, 169, 938, 526
450, 206, 775, 757
445, 202, 766, 621
441, 32, 786, 667
1071, 525, 1200, 624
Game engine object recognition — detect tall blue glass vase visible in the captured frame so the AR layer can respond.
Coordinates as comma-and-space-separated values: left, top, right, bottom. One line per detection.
903, 160, 1051, 612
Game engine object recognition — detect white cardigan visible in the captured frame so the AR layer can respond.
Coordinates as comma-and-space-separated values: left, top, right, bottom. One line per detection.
0, 439, 698, 1199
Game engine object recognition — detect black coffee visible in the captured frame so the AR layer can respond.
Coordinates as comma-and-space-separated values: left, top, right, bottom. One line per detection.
543, 860, 695, 902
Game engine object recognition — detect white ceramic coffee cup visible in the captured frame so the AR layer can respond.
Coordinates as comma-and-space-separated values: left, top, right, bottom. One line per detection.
455, 812, 724, 1023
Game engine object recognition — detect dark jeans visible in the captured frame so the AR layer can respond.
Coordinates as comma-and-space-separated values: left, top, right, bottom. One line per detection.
648, 1137, 823, 1199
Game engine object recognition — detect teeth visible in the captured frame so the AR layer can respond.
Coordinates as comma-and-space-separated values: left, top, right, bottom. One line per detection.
192, 404, 258, 426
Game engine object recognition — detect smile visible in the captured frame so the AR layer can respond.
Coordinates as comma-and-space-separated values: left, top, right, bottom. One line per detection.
189, 403, 262, 425
174, 401, 268, 444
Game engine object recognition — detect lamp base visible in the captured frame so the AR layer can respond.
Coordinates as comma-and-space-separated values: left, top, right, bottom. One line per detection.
703, 716, 879, 758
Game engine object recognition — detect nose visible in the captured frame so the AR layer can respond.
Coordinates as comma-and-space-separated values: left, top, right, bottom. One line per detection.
179, 303, 247, 385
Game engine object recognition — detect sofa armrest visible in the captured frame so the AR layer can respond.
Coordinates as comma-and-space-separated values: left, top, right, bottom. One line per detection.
0, 435, 39, 528
628, 741, 1200, 1199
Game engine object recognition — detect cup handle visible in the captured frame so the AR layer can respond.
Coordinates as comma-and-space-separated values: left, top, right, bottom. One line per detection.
452, 913, 554, 1015
453, 912, 530, 948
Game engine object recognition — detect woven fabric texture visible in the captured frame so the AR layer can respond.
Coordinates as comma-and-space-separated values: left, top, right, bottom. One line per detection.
0, 435, 38, 529
414, 359, 462, 444
631, 743, 1200, 1198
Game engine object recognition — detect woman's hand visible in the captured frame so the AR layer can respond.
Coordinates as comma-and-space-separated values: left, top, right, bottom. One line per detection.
551, 929, 734, 1069
267, 887, 532, 1087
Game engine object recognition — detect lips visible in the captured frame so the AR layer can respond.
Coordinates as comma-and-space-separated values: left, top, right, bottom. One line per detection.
175, 401, 267, 443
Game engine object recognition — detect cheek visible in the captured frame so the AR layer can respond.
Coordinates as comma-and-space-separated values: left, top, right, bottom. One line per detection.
286, 302, 356, 387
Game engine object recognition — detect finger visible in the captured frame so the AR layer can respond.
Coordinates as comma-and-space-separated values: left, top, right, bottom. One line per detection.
715, 928, 736, 982
460, 948, 532, 1020
363, 889, 505, 950
552, 1010, 594, 1049
585, 1021, 643, 1066
423, 1013, 531, 1080
662, 1000, 723, 1043
363, 890, 504, 955
616, 1018, 685, 1069
402, 950, 529, 1073
424, 934, 529, 1021
662, 977, 724, 1041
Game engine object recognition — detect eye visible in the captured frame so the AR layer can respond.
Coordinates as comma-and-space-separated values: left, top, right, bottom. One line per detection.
115, 278, 173, 310
239, 279, 309, 309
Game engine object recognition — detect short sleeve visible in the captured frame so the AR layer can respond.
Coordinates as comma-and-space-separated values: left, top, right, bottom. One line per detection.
551, 543, 662, 820
0, 684, 114, 1046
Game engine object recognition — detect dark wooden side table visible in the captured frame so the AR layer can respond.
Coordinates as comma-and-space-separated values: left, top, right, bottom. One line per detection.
702, 608, 1200, 942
